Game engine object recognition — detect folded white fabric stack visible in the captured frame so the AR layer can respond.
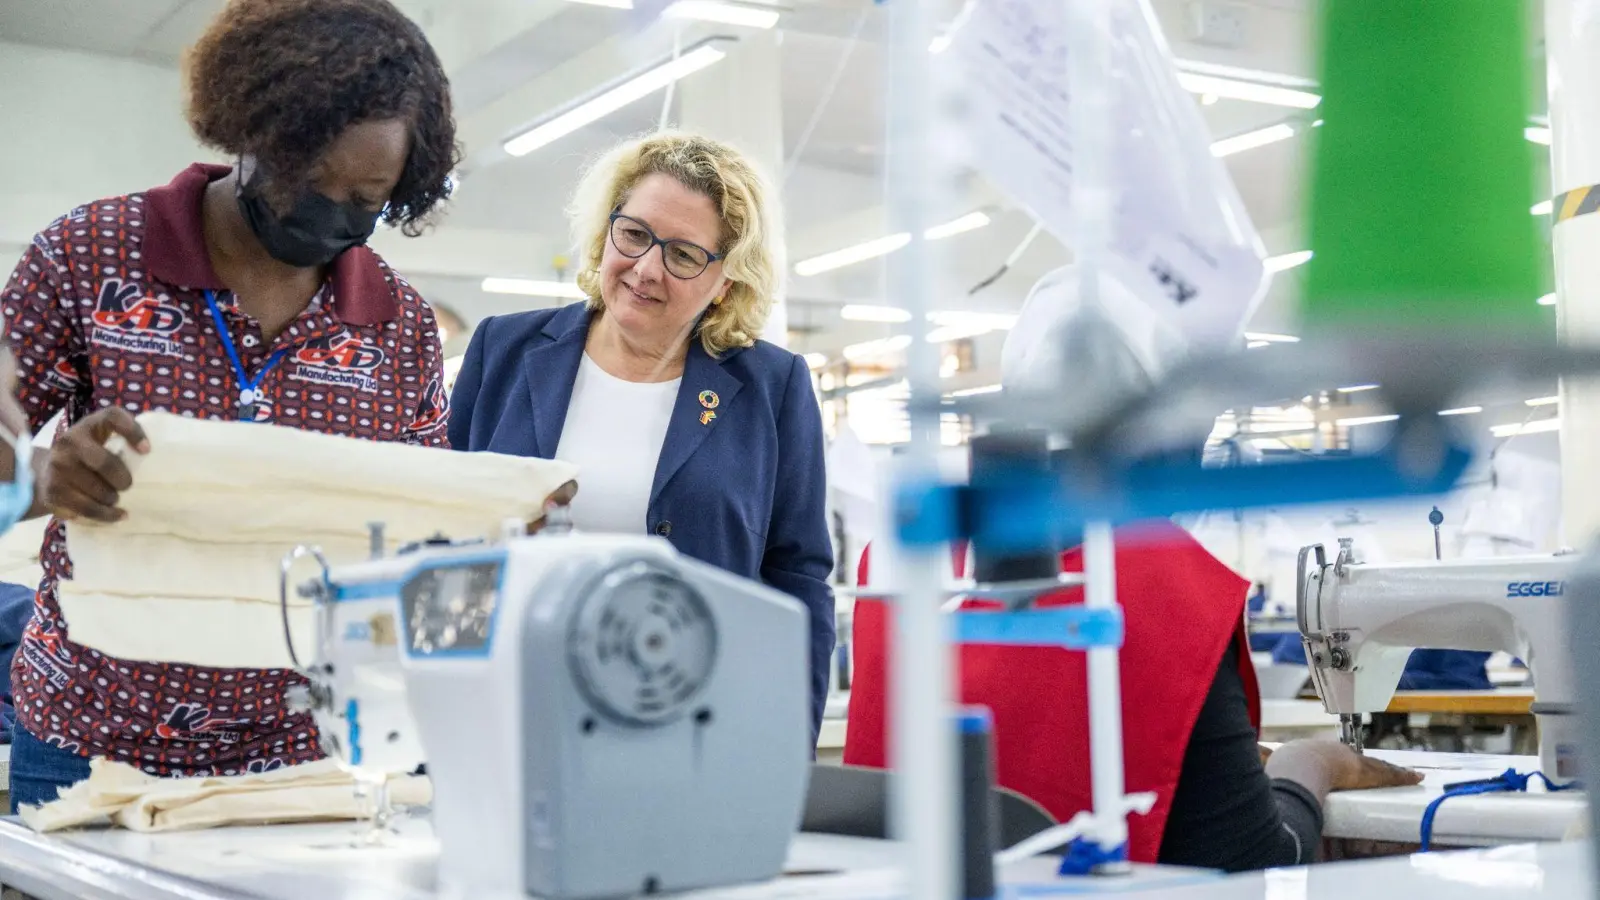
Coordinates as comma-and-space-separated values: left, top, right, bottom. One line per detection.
20, 757, 431, 833
57, 412, 578, 669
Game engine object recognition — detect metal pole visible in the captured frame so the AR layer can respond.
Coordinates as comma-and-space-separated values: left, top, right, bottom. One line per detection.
1546, 0, 1600, 550
1063, 0, 1132, 868
884, 0, 958, 898
1545, 3, 1600, 892
1082, 521, 1130, 867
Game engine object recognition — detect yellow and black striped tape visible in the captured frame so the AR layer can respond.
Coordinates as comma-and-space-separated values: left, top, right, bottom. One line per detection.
1551, 184, 1600, 224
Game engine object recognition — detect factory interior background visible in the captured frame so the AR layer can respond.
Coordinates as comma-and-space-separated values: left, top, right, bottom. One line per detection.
0, 0, 1567, 751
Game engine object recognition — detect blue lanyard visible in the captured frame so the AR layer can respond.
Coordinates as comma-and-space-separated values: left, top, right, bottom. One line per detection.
204, 290, 287, 421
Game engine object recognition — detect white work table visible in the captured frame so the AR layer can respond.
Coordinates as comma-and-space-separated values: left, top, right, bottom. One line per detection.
0, 815, 1224, 900
0, 814, 1591, 900
1323, 750, 1587, 848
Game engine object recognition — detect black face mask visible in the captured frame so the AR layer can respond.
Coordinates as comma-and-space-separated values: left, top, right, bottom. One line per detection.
236, 166, 383, 269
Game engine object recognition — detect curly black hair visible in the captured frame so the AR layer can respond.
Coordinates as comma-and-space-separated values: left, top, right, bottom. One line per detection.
184, 0, 460, 237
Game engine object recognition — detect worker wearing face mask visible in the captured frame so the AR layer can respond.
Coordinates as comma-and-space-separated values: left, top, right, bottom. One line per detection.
0, 0, 564, 810
844, 267, 1421, 872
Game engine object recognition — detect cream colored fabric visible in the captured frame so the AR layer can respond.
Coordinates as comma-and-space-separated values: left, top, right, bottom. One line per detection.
20, 757, 431, 833
57, 412, 577, 669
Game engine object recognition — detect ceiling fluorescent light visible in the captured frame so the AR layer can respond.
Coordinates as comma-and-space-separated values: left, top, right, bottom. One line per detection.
1438, 406, 1483, 416
1337, 384, 1380, 393
925, 211, 991, 240
794, 212, 992, 276
1246, 340, 1270, 349
569, 0, 776, 25
1532, 199, 1554, 216
663, 0, 779, 28
1211, 123, 1296, 158
930, 311, 1017, 330
1243, 332, 1300, 343
1336, 414, 1401, 427
948, 384, 1002, 397
1176, 72, 1320, 109
926, 324, 992, 343
1526, 396, 1560, 407
481, 278, 587, 299
1539, 293, 1557, 306
1242, 421, 1312, 434
796, 234, 911, 277
1526, 126, 1553, 145
1264, 250, 1313, 273
924, 313, 1018, 344
1174, 60, 1317, 90
842, 334, 913, 362
1492, 418, 1561, 438
504, 39, 732, 157
839, 304, 912, 323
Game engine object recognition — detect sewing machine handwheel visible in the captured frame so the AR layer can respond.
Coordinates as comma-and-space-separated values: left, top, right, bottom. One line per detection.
568, 559, 718, 728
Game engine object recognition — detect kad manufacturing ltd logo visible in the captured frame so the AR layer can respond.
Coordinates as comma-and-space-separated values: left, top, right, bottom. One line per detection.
88, 279, 185, 356
156, 703, 245, 744
290, 332, 385, 392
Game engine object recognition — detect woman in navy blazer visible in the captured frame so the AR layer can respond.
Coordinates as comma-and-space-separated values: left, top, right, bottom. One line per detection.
449, 132, 835, 739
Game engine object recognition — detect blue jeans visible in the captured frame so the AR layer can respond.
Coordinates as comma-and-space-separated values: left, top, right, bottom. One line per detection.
9, 723, 92, 813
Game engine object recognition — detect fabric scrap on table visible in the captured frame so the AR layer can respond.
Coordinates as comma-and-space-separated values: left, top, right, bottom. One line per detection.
20, 757, 431, 833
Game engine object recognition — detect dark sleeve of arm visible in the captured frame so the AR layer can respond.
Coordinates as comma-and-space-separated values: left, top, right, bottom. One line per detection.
759, 355, 836, 745
1157, 641, 1323, 872
446, 315, 494, 452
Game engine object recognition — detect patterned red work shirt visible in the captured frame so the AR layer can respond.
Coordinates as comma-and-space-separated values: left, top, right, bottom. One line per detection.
1, 163, 450, 777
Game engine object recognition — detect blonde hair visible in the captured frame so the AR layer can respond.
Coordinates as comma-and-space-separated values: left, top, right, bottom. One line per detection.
568, 131, 785, 357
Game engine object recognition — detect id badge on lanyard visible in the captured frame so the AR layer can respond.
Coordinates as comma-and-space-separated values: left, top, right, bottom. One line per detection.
204, 290, 287, 421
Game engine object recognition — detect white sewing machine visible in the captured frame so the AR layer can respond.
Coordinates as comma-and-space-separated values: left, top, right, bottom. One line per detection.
282, 520, 813, 900
1297, 539, 1580, 781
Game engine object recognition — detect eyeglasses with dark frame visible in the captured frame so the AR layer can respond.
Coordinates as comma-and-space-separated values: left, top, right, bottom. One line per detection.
608, 212, 722, 280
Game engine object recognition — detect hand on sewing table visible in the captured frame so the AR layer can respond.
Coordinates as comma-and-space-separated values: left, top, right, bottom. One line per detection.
1264, 739, 1422, 805
525, 480, 579, 534
38, 408, 150, 523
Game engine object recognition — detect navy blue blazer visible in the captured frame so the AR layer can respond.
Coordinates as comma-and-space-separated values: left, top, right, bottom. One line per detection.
448, 303, 837, 736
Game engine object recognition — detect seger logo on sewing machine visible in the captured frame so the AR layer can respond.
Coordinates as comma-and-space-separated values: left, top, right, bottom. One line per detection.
1507, 581, 1566, 598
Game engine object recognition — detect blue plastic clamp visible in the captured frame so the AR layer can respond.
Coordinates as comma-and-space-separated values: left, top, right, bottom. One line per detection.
952, 608, 1123, 649
1057, 837, 1129, 876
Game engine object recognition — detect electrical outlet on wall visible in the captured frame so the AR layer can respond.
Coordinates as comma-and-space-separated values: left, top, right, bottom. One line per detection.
1188, 1, 1248, 48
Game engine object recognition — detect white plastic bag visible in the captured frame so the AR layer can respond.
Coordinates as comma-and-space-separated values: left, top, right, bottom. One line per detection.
946, 0, 1269, 346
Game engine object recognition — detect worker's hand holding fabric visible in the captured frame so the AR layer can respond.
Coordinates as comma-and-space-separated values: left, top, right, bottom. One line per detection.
526, 479, 580, 534
34, 407, 150, 524
1264, 739, 1422, 804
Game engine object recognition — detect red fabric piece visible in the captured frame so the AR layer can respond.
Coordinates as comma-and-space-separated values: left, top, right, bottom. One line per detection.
843, 522, 1257, 864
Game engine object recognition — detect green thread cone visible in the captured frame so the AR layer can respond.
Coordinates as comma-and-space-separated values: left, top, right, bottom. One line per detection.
1304, 0, 1543, 336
